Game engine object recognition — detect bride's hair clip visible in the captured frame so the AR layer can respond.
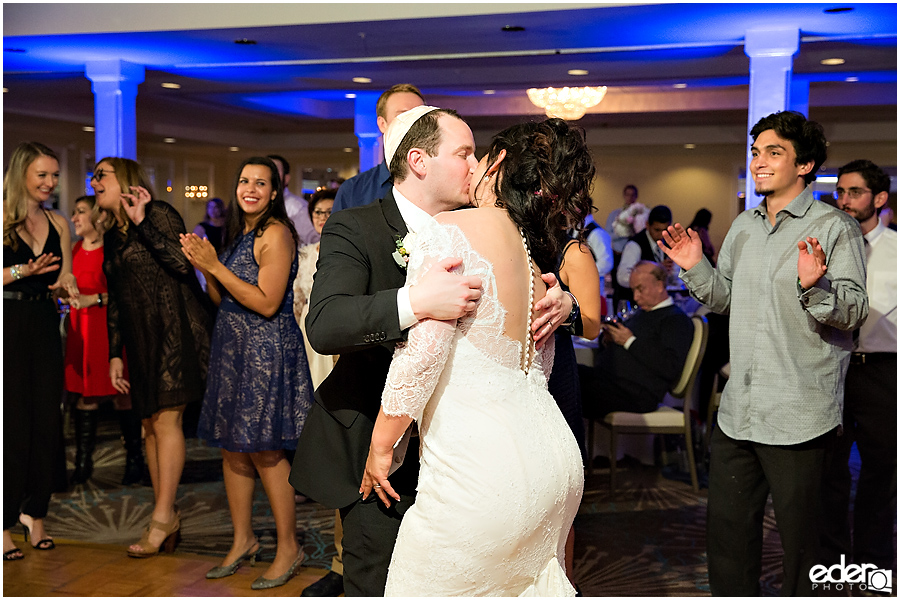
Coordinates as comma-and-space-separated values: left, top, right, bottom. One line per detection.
534, 189, 558, 201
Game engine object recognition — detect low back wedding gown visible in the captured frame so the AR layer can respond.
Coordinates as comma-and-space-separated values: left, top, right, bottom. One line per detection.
381, 214, 584, 597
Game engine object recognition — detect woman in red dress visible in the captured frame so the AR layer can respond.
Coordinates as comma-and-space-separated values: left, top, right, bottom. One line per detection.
64, 195, 144, 485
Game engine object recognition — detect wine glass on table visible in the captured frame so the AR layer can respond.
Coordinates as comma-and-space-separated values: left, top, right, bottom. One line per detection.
616, 300, 633, 321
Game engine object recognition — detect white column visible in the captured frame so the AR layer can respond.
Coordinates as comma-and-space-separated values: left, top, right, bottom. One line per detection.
354, 92, 381, 171
84, 60, 145, 161
743, 27, 799, 210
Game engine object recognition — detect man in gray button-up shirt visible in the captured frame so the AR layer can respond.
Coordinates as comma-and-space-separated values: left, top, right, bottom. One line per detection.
661, 111, 868, 596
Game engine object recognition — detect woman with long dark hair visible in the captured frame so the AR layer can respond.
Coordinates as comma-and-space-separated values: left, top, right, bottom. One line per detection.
94, 157, 213, 558
180, 157, 311, 590
360, 118, 594, 595
3, 142, 79, 560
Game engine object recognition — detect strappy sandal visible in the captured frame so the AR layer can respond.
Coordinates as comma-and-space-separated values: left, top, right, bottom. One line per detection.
127, 512, 181, 558
19, 516, 55, 550
3, 548, 24, 561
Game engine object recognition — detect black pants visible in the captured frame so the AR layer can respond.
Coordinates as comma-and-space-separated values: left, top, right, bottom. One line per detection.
707, 427, 833, 596
3, 300, 63, 530
338, 438, 419, 597
579, 364, 659, 418
820, 355, 897, 570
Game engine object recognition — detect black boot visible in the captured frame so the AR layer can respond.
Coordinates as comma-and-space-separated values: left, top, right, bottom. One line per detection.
119, 410, 145, 486
71, 408, 98, 485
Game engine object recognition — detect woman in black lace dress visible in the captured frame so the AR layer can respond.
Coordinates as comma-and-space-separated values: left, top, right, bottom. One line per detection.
93, 157, 213, 558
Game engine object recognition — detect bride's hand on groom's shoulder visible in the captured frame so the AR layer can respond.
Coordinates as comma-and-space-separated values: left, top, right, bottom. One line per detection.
360, 444, 400, 508
531, 273, 571, 348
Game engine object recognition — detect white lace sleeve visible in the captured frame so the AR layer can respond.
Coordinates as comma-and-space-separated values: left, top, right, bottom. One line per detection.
382, 221, 459, 421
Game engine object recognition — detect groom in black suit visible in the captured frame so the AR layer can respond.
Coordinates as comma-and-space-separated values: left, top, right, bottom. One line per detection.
290, 106, 574, 595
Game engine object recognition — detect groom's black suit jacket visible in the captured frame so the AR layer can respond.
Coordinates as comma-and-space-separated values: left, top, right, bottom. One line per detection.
289, 190, 418, 510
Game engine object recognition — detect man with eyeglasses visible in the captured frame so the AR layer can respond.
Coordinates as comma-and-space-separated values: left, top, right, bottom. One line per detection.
660, 111, 868, 595
820, 159, 897, 580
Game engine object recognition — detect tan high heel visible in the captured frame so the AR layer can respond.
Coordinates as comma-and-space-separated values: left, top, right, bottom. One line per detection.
127, 512, 181, 558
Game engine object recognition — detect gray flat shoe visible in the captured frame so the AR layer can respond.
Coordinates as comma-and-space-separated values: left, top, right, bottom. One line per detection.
250, 550, 304, 590
206, 537, 260, 579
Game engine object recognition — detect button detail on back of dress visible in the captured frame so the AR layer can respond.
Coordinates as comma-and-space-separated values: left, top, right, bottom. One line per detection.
520, 228, 535, 375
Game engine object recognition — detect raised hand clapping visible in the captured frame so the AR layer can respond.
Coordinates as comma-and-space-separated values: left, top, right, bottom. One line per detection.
179, 232, 220, 273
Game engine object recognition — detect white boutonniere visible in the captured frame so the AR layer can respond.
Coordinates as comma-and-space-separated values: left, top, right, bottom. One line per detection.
392, 232, 416, 269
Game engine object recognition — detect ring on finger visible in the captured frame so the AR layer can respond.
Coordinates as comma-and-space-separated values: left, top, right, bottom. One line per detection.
373, 483, 382, 489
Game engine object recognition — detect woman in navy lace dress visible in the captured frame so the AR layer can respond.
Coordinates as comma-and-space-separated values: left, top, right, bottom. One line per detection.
181, 156, 312, 590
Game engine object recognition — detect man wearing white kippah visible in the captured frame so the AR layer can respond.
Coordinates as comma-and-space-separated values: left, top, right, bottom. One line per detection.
289, 106, 574, 595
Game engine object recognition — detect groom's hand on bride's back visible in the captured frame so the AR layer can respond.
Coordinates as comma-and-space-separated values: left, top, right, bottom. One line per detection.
410, 257, 483, 321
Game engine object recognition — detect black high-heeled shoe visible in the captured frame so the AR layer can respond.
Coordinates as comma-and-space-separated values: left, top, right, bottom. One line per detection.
19, 516, 55, 550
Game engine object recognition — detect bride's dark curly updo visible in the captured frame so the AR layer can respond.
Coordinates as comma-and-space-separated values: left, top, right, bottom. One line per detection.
482, 118, 595, 274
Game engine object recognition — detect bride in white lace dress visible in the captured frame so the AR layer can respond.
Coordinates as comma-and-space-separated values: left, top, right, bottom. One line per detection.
361, 119, 596, 596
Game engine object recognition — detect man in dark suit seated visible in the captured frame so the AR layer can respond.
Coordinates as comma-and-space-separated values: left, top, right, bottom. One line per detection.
581, 260, 694, 417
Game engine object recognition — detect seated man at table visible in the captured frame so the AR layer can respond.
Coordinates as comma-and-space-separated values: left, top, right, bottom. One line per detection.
581, 261, 694, 417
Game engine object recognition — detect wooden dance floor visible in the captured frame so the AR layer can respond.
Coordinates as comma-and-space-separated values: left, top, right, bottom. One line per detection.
3, 535, 331, 597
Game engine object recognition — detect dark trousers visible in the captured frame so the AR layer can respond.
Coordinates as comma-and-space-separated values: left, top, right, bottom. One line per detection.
578, 364, 659, 418
338, 438, 419, 597
820, 355, 897, 570
3, 300, 63, 530
707, 427, 833, 596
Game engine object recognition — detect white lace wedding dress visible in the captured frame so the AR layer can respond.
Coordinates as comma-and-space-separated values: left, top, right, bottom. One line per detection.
381, 218, 584, 597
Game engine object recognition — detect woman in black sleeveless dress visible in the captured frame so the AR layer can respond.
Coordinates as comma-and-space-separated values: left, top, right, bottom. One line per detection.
3, 142, 80, 561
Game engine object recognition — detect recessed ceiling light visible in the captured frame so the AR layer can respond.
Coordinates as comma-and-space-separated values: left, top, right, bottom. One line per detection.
684, 143, 696, 149
82, 126, 94, 132
568, 69, 589, 76
501, 25, 525, 32
824, 7, 854, 13
229, 146, 240, 152
845, 76, 859, 82
820, 58, 845, 66
352, 77, 372, 84
161, 82, 181, 89
673, 83, 688, 89
483, 90, 496, 95
345, 93, 357, 99
163, 138, 176, 144
343, 147, 354, 153
234, 38, 257, 45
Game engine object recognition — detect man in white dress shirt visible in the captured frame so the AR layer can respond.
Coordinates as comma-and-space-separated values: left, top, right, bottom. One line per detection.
268, 154, 319, 246
820, 159, 897, 578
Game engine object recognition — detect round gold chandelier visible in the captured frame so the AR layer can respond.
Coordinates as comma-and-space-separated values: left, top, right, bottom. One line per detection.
526, 86, 608, 120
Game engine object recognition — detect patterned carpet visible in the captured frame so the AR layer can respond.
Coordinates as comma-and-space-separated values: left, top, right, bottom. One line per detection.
42, 409, 878, 596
